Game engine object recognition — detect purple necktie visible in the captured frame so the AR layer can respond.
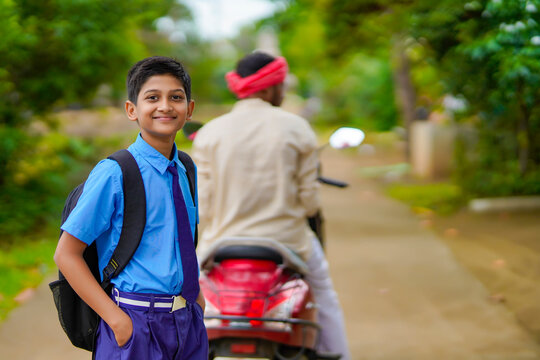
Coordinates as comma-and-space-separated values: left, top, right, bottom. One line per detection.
167, 163, 199, 303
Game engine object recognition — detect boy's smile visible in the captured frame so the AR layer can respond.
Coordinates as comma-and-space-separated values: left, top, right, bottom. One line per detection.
125, 74, 194, 156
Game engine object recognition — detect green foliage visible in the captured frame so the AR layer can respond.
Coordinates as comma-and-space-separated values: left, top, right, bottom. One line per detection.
0, 234, 57, 320
272, 3, 327, 97
315, 53, 398, 131
321, 0, 412, 57
457, 161, 540, 197
454, 126, 540, 197
412, 0, 540, 113
140, 5, 235, 107
178, 43, 234, 105
0, 131, 97, 239
386, 182, 466, 215
410, 0, 540, 195
0, 0, 174, 121
0, 0, 177, 241
279, 0, 540, 196
265, 1, 398, 130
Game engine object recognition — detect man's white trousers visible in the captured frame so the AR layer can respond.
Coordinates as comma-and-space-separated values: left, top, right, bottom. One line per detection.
305, 237, 351, 360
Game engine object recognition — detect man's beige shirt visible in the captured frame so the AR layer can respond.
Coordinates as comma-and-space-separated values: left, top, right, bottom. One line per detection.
192, 98, 320, 260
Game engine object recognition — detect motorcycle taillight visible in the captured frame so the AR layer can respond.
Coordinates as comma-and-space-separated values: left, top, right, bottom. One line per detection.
247, 298, 265, 325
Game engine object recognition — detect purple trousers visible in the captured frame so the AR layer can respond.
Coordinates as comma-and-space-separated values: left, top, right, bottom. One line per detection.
94, 300, 208, 359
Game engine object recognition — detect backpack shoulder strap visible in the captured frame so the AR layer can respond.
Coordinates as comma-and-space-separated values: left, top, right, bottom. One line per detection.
177, 150, 196, 202
177, 150, 198, 248
101, 149, 146, 286
60, 182, 86, 230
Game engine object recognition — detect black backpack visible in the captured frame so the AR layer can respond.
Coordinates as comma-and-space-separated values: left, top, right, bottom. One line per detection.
49, 149, 197, 352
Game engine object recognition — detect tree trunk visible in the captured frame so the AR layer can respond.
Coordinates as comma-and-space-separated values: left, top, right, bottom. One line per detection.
392, 37, 417, 161
517, 99, 531, 175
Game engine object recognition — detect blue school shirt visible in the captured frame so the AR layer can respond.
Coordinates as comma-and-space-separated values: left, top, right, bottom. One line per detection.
61, 134, 198, 294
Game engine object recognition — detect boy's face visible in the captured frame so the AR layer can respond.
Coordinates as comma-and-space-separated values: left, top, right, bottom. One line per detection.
125, 74, 194, 144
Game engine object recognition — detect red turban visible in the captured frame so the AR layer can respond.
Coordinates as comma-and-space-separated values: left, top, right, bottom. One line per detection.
225, 56, 288, 98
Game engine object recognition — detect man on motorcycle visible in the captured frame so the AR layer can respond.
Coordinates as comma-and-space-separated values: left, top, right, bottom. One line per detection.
192, 51, 350, 359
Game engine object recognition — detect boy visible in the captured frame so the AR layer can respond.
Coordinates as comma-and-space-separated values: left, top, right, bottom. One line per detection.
192, 51, 350, 359
54, 56, 208, 359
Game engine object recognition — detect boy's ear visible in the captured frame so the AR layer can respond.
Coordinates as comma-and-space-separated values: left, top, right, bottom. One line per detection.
125, 100, 138, 122
187, 100, 195, 121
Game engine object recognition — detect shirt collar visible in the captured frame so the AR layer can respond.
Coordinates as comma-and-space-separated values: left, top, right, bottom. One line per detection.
232, 98, 272, 112
130, 134, 186, 175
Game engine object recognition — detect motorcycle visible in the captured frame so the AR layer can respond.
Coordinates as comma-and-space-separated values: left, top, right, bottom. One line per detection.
186, 124, 364, 359
200, 237, 320, 359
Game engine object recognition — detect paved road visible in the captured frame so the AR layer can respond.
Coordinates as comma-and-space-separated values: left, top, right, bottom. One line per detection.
0, 274, 88, 359
1, 147, 539, 359
321, 148, 540, 359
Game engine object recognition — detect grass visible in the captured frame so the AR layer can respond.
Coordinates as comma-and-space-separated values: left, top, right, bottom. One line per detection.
0, 230, 58, 321
385, 182, 466, 215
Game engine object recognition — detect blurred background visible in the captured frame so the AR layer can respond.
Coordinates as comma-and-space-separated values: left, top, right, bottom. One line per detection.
1, 0, 540, 358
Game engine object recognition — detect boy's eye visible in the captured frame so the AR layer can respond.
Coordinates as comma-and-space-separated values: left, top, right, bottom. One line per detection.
146, 95, 159, 101
171, 95, 184, 101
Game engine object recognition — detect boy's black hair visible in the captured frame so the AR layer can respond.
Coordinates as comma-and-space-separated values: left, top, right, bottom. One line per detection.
236, 51, 276, 78
127, 56, 191, 103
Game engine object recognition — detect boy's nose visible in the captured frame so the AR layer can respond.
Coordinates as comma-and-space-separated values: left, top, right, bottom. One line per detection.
158, 99, 173, 111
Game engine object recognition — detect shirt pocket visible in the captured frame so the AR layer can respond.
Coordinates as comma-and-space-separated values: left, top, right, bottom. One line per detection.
185, 205, 197, 238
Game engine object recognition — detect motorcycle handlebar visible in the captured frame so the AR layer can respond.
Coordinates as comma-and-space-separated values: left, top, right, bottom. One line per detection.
317, 176, 349, 188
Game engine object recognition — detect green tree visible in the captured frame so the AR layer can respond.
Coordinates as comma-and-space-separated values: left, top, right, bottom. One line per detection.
266, 0, 399, 130
0, 0, 176, 122
271, 0, 540, 196
0, 0, 177, 237
311, 0, 429, 155
411, 0, 540, 195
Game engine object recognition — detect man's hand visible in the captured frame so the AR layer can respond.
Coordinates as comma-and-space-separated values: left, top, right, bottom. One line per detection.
196, 291, 206, 313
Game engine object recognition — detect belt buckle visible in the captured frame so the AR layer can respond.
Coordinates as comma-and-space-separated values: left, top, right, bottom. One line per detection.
113, 288, 120, 306
170, 295, 186, 313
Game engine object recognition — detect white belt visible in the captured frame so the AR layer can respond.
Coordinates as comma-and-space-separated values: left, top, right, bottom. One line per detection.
113, 289, 186, 313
